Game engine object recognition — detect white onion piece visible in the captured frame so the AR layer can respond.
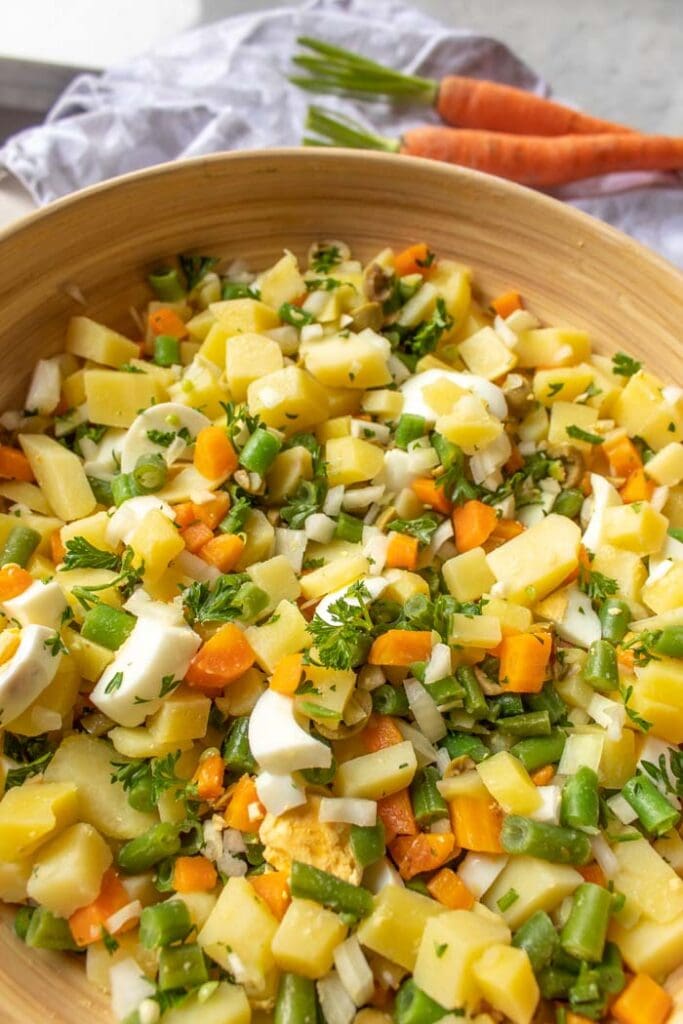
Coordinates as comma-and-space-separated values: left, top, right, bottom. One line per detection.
323, 485, 345, 516
255, 771, 306, 817
315, 576, 387, 626
429, 518, 455, 558
607, 793, 639, 825
587, 693, 625, 741
435, 746, 452, 774
109, 959, 155, 1022
404, 678, 447, 743
317, 972, 356, 1024
529, 785, 562, 825
174, 549, 221, 583
363, 531, 390, 575
395, 719, 439, 766
591, 834, 619, 879
304, 512, 336, 543
319, 798, 377, 828
105, 900, 141, 935
274, 527, 307, 573
343, 485, 385, 511
362, 857, 404, 893
333, 935, 374, 1007
457, 853, 508, 898
424, 643, 452, 685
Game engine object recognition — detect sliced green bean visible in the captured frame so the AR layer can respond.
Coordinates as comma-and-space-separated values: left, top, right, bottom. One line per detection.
290, 860, 373, 919
411, 766, 448, 827
222, 715, 256, 774
510, 732, 566, 773
599, 598, 631, 643
512, 910, 558, 972
583, 639, 618, 692
148, 267, 185, 301
621, 774, 681, 836
81, 603, 136, 650
394, 978, 448, 1024
456, 665, 487, 719
153, 334, 181, 367
334, 511, 363, 543
133, 453, 168, 493
560, 882, 612, 963
118, 822, 182, 873
239, 428, 282, 475
139, 900, 192, 948
501, 816, 592, 865
25, 907, 78, 951
274, 973, 318, 1024
0, 525, 40, 568
371, 683, 409, 716
498, 710, 552, 736
350, 822, 385, 869
561, 766, 599, 832
395, 413, 427, 450
158, 943, 208, 990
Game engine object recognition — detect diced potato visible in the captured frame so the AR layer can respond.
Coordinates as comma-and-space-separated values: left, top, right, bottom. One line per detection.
27, 822, 112, 918
245, 599, 310, 674
0, 481, 53, 516
602, 502, 668, 556
317, 416, 353, 445
450, 613, 501, 649
599, 727, 636, 789
259, 251, 306, 310
645, 442, 683, 486
613, 371, 683, 450
209, 297, 281, 335
84, 369, 165, 428
442, 548, 496, 602
294, 665, 356, 724
19, 434, 95, 522
163, 983, 251, 1024
382, 569, 430, 604
185, 309, 216, 342
476, 752, 540, 815
272, 898, 347, 978
0, 781, 78, 860
226, 333, 284, 401
129, 509, 184, 584
334, 741, 417, 799
356, 885, 446, 971
548, 401, 599, 450
420, 377, 467, 416
610, 914, 683, 978
6, 655, 80, 736
630, 686, 683, 744
60, 511, 114, 553
174, 890, 218, 931
612, 839, 683, 923
486, 514, 581, 605
481, 597, 533, 635
472, 944, 539, 1024
436, 395, 503, 454
109, 726, 191, 760
198, 876, 279, 1001
361, 388, 404, 420
45, 734, 157, 840
304, 331, 392, 390
518, 404, 549, 443
484, 856, 582, 929
236, 509, 275, 571
217, 667, 266, 717
397, 282, 438, 328
458, 327, 516, 381
591, 544, 646, 601
267, 447, 313, 502
248, 367, 329, 435
533, 364, 596, 406
325, 387, 363, 418
62, 368, 87, 408
413, 908, 511, 1010
641, 562, 683, 614
63, 625, 114, 680
300, 552, 369, 601
247, 555, 301, 617
198, 323, 231, 367
430, 259, 471, 324
59, 569, 123, 622
66, 316, 138, 367
655, 831, 683, 875
147, 686, 211, 744
325, 436, 384, 487
515, 328, 590, 368
664, 486, 683, 528
0, 858, 31, 901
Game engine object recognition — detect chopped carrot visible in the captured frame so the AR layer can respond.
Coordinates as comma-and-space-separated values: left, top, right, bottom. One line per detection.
427, 867, 475, 910
68, 869, 136, 946
172, 855, 217, 893
362, 713, 404, 753
50, 530, 66, 565
618, 648, 635, 672
504, 443, 524, 474
612, 973, 672, 1024
531, 764, 556, 786
174, 493, 230, 531
390, 832, 457, 880
578, 862, 606, 887
181, 520, 214, 553
173, 501, 198, 529
449, 794, 503, 853
411, 476, 452, 515
148, 307, 188, 338
385, 532, 419, 571
394, 243, 434, 277
368, 629, 433, 667
193, 751, 225, 801
377, 788, 417, 843
452, 500, 498, 552
186, 622, 255, 690
270, 653, 304, 695
604, 434, 643, 477
225, 775, 264, 832
499, 631, 553, 693
491, 290, 522, 319
489, 518, 525, 543
249, 870, 291, 920
0, 564, 34, 601
194, 426, 238, 481
0, 446, 33, 482
200, 533, 245, 572
620, 467, 654, 503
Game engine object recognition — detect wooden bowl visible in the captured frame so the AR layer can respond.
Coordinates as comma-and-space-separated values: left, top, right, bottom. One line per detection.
1, 148, 682, 1023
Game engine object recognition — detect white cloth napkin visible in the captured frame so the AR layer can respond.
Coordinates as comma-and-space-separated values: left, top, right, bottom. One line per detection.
2, 0, 682, 268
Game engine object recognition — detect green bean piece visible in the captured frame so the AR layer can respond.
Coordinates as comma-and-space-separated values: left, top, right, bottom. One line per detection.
599, 598, 631, 644
139, 900, 193, 949
81, 603, 136, 651
488, 693, 525, 719
111, 472, 139, 507
512, 910, 558, 973
394, 978, 448, 1024
157, 942, 208, 990
334, 510, 364, 543
560, 882, 612, 963
222, 716, 256, 774
443, 732, 490, 764
538, 966, 575, 1000
411, 766, 448, 827
274, 973, 318, 1024
621, 774, 681, 836
290, 860, 373, 919
128, 775, 155, 813
88, 475, 114, 507
526, 683, 567, 725
456, 665, 488, 719
583, 639, 618, 692
238, 582, 269, 623
510, 732, 566, 773
133, 453, 168, 494
594, 941, 626, 995
498, 710, 552, 737
243, 832, 265, 867
569, 962, 605, 1012
652, 625, 683, 658
300, 737, 336, 786
0, 525, 40, 568
395, 413, 427, 450
371, 683, 409, 716
349, 822, 385, 869
501, 816, 592, 865
148, 267, 186, 301
25, 907, 78, 950
423, 675, 465, 707
552, 488, 585, 519
153, 334, 181, 367
239, 428, 282, 475
118, 822, 182, 873
561, 766, 600, 832
13, 906, 35, 942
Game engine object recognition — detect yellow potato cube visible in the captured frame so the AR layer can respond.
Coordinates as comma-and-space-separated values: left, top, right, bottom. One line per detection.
316, 416, 352, 443
147, 687, 211, 744
382, 569, 430, 603
665, 486, 683, 528
518, 403, 549, 443
272, 898, 347, 978
436, 395, 503, 454
629, 688, 683, 744
515, 328, 591, 368
591, 544, 646, 602
325, 387, 363, 417
362, 388, 404, 420
294, 665, 355, 725
458, 326, 517, 381
413, 909, 511, 1010
334, 741, 417, 799
325, 436, 384, 487
472, 944, 539, 1024
420, 377, 467, 417
168, 361, 227, 420
258, 251, 306, 310
129, 509, 184, 584
84, 369, 165, 428
533, 364, 597, 405
599, 728, 636, 789
244, 599, 310, 674
476, 752, 540, 815
482, 596, 533, 634
641, 562, 683, 614
450, 612, 501, 649
248, 366, 330, 435
7, 656, 80, 736
635, 656, 683, 711
430, 260, 472, 324
356, 886, 446, 971
613, 371, 683, 450
247, 555, 301, 617
163, 983, 251, 1024
19, 433, 95, 522
484, 856, 582, 929
62, 368, 87, 408
109, 727, 190, 760
548, 401, 600, 450
486, 514, 581, 605
304, 331, 392, 390
0, 781, 78, 860
266, 447, 313, 502
198, 323, 231, 367
66, 316, 139, 368
27, 822, 112, 918
610, 914, 683, 977
300, 552, 369, 601
185, 309, 216, 342
602, 502, 668, 556
645, 442, 683, 486
63, 625, 114, 680
226, 333, 284, 401
209, 297, 280, 335
235, 509, 275, 570
613, 838, 683, 923
60, 511, 113, 553
0, 858, 31, 902
397, 282, 438, 328
442, 548, 496, 602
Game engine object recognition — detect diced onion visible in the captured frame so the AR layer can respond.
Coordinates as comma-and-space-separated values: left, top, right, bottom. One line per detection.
317, 971, 356, 1024
428, 518, 454, 557
457, 853, 508, 898
363, 531, 390, 575
651, 485, 670, 512
351, 419, 391, 444
606, 793, 639, 825
558, 733, 604, 775
587, 693, 625, 741
174, 549, 221, 583
333, 935, 374, 1007
109, 958, 155, 1022
319, 797, 377, 828
424, 643, 452, 686
529, 785, 562, 825
435, 746, 452, 775
105, 900, 141, 936
25, 358, 61, 416
363, 857, 404, 893
591, 834, 619, 879
323, 485, 345, 516
395, 719, 438, 766
404, 678, 447, 743
343, 485, 385, 511
217, 849, 248, 877
274, 527, 307, 573
469, 433, 512, 485
357, 665, 385, 691
304, 512, 336, 543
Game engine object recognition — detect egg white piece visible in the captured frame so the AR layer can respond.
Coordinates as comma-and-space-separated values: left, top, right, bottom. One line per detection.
0, 625, 62, 726
119, 402, 211, 473
255, 771, 307, 817
401, 369, 507, 422
582, 473, 622, 553
248, 689, 332, 774
2, 580, 68, 632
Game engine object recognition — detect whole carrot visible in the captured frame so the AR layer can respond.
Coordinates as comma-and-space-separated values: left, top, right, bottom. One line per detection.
293, 37, 633, 136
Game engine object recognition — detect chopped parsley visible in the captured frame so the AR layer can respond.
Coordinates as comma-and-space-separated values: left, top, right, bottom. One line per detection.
280, 433, 328, 529
612, 351, 642, 378
111, 750, 189, 805
181, 573, 266, 626
104, 671, 124, 695
395, 297, 453, 361
579, 567, 618, 605
310, 244, 342, 273
278, 302, 315, 328
619, 684, 652, 732
305, 277, 342, 292
640, 750, 683, 797
62, 537, 120, 572
146, 426, 192, 448
307, 581, 376, 670
565, 424, 604, 445
44, 633, 68, 657
179, 253, 218, 291
386, 513, 440, 545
